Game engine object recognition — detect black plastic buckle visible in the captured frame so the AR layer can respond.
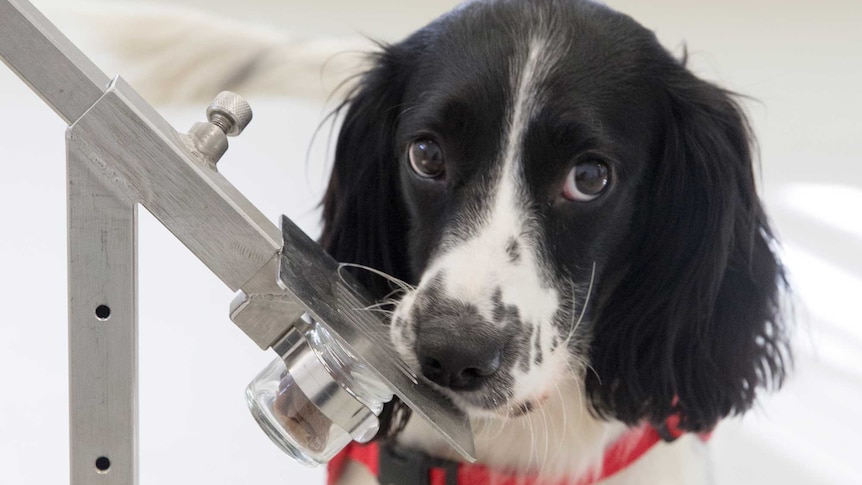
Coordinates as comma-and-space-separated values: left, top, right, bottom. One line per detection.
378, 443, 459, 485
654, 420, 680, 442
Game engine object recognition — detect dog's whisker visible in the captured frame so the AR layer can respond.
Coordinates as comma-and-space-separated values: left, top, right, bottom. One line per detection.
562, 262, 597, 350
561, 278, 580, 348
530, 408, 543, 476
572, 261, 596, 330
562, 354, 601, 418
572, 383, 587, 445
551, 389, 578, 480
337, 262, 415, 293
516, 409, 533, 472
559, 277, 581, 352
359, 307, 395, 316
380, 287, 408, 303
477, 417, 490, 438
351, 296, 407, 322
351, 299, 399, 315
477, 418, 491, 441
481, 415, 507, 444
579, 358, 602, 387
485, 414, 507, 442
553, 383, 569, 453
355, 308, 395, 317
567, 354, 601, 389
525, 413, 536, 474
538, 401, 551, 477
360, 299, 400, 311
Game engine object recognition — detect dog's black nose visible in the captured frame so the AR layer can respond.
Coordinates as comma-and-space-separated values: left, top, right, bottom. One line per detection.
417, 336, 503, 391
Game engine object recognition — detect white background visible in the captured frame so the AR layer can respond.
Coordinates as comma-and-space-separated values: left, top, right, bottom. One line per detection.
1, 1, 860, 484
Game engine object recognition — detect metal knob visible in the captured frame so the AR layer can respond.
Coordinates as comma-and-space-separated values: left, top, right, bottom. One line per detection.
187, 91, 253, 165
206, 91, 252, 137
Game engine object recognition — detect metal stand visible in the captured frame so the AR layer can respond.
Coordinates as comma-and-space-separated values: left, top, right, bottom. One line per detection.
62, 78, 293, 485
0, 1, 473, 483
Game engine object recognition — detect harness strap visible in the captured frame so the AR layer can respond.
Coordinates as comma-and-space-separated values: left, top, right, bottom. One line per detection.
327, 418, 710, 485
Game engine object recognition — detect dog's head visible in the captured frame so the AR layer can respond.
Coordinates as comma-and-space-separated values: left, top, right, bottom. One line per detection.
322, 0, 788, 434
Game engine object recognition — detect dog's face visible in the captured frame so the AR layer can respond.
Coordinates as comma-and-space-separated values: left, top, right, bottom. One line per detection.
323, 0, 788, 432
387, 8, 662, 417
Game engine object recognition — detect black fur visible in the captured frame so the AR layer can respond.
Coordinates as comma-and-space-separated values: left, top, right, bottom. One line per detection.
321, 43, 414, 297
319, 42, 418, 438
587, 61, 790, 432
320, 0, 789, 439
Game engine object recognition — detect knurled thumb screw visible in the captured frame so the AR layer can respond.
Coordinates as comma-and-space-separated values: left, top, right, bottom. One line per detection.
206, 91, 253, 136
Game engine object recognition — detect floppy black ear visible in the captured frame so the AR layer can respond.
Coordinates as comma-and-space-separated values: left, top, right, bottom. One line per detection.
587, 69, 790, 432
320, 45, 416, 439
320, 45, 413, 298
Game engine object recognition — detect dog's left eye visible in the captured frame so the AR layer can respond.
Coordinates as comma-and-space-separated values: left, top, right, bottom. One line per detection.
562, 160, 610, 202
408, 139, 445, 178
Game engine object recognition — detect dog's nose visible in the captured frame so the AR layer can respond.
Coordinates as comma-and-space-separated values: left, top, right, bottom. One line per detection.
417, 335, 503, 391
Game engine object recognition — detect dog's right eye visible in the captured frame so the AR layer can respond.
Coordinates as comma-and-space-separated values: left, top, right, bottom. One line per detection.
408, 139, 445, 178
562, 159, 610, 202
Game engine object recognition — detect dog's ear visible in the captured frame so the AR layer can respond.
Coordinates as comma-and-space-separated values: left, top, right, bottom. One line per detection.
588, 69, 790, 432
320, 44, 413, 297
320, 44, 415, 441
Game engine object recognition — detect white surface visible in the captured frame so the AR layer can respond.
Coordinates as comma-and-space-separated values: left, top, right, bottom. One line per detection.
1, 1, 861, 484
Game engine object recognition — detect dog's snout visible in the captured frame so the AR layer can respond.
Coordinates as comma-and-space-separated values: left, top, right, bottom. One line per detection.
417, 330, 504, 391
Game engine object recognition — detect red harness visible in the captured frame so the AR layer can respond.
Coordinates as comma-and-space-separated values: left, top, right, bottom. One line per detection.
328, 415, 709, 485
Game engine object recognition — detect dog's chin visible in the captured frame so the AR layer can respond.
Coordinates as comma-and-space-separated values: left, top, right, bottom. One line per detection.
437, 387, 550, 420
400, 353, 553, 420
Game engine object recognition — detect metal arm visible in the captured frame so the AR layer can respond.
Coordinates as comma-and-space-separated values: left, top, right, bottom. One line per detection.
0, 0, 109, 124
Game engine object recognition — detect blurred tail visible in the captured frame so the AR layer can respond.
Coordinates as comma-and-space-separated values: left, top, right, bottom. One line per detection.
52, 2, 374, 104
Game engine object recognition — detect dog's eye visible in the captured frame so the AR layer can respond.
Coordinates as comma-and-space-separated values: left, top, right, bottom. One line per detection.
563, 160, 610, 202
409, 139, 445, 178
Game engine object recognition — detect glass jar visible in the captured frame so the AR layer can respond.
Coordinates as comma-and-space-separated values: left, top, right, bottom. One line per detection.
246, 315, 393, 466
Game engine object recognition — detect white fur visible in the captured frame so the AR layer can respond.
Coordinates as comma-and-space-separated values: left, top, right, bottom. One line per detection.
491, 33, 567, 410
391, 33, 572, 415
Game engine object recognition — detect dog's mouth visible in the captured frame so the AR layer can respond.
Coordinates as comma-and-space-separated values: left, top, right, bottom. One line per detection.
464, 395, 550, 420
505, 399, 539, 417
421, 376, 550, 419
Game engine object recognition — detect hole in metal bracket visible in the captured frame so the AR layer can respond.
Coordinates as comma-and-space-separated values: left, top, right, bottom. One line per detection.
95, 305, 111, 321
95, 456, 111, 473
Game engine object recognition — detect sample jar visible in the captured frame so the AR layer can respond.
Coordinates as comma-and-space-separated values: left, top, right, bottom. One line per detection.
246, 315, 393, 465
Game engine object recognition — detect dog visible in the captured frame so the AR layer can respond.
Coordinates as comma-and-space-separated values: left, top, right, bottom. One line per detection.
78, 0, 789, 482
318, 1, 789, 484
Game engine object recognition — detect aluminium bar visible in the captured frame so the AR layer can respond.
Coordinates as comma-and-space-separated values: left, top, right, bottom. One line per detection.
0, 0, 110, 124
67, 133, 138, 485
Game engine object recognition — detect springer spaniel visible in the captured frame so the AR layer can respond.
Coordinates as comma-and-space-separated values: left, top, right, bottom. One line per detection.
320, 0, 789, 484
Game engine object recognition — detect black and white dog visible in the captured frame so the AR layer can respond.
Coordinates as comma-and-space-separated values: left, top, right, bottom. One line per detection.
319, 0, 789, 483
87, 0, 789, 482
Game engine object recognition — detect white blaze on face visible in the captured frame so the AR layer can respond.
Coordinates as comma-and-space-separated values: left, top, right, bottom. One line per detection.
425, 34, 561, 329
391, 33, 573, 408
